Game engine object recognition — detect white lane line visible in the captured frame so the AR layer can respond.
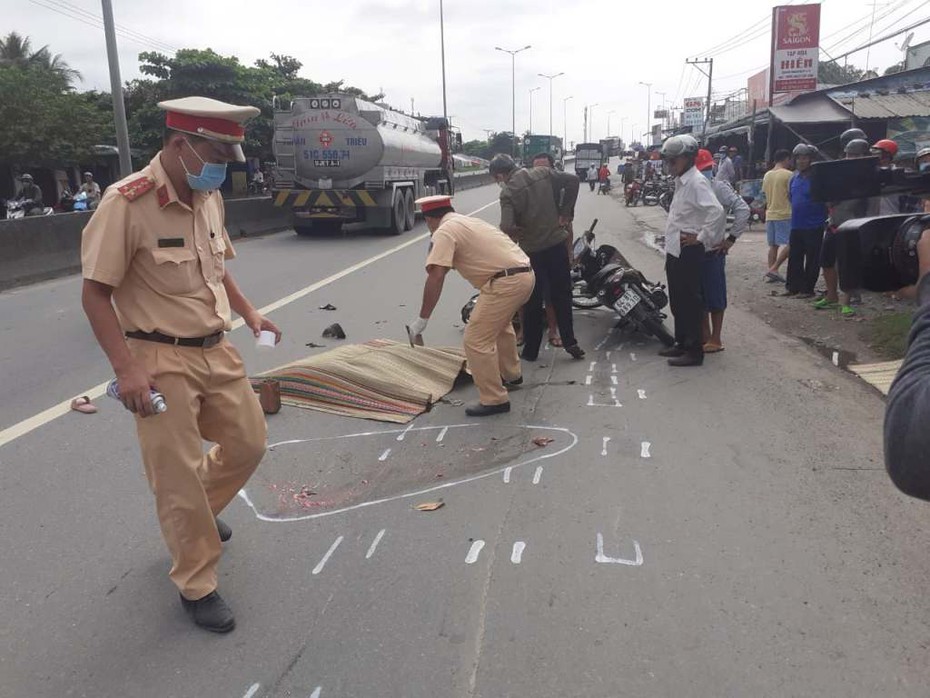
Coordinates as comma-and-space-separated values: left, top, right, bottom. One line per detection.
310, 688, 322, 698
511, 541, 526, 564
396, 422, 415, 442
601, 436, 611, 456
365, 529, 386, 559
0, 200, 501, 452
610, 376, 618, 385
243, 684, 261, 698
503, 466, 513, 483
312, 536, 344, 575
585, 375, 593, 386
436, 426, 448, 442
630, 352, 637, 362
465, 540, 485, 564
532, 466, 543, 484
378, 448, 391, 462
637, 389, 647, 400
595, 533, 644, 566
641, 441, 651, 458
588, 361, 598, 372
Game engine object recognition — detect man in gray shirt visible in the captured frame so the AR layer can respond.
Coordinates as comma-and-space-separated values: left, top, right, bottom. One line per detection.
490, 154, 585, 361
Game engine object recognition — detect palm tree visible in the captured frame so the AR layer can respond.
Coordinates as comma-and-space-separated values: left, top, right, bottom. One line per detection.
0, 32, 82, 86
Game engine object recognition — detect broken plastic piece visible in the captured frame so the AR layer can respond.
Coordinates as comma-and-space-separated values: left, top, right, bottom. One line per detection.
322, 323, 346, 339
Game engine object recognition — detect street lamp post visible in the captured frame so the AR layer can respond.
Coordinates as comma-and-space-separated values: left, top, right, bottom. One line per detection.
638, 81, 652, 145
619, 117, 628, 145
101, 0, 132, 177
563, 95, 573, 151
656, 90, 667, 133
584, 103, 598, 142
607, 110, 617, 137
529, 86, 541, 134
538, 71, 564, 152
631, 123, 638, 145
439, 0, 448, 122
495, 45, 532, 158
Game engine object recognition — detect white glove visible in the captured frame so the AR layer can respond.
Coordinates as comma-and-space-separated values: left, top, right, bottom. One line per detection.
408, 316, 429, 340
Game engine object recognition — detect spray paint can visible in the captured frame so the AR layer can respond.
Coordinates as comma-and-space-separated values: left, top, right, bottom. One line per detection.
106, 379, 167, 414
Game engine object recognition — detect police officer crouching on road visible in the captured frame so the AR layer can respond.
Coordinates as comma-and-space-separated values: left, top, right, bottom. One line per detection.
659, 135, 725, 366
409, 195, 535, 417
81, 96, 281, 633
489, 153, 585, 362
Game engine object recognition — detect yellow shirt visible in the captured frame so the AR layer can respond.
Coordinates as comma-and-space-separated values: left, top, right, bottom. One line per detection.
762, 167, 793, 221
425, 213, 530, 289
81, 153, 236, 337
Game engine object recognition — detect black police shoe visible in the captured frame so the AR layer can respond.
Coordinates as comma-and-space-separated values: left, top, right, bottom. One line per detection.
180, 591, 236, 633
465, 402, 511, 417
658, 345, 687, 358
668, 354, 704, 367
215, 517, 232, 543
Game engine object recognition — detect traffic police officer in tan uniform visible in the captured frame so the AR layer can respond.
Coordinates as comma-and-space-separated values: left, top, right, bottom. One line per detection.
81, 96, 281, 633
408, 195, 535, 416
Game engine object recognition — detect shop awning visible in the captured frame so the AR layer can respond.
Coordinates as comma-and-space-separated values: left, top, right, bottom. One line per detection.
831, 90, 930, 120
769, 96, 853, 125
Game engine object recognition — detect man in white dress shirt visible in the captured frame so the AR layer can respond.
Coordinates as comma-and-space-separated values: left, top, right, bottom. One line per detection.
658, 135, 725, 366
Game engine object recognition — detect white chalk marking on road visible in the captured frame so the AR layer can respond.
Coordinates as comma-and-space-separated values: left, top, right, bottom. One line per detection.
601, 436, 611, 456
589, 361, 598, 372
606, 351, 612, 360
610, 387, 617, 399
396, 422, 415, 442
832, 351, 840, 367
378, 448, 391, 462
585, 375, 593, 386
611, 376, 618, 385
436, 426, 448, 442
0, 200, 502, 452
312, 536, 344, 575
641, 441, 651, 458
366, 529, 386, 559
511, 541, 526, 564
611, 363, 618, 373
595, 533, 644, 566
588, 396, 622, 408
630, 352, 637, 362
503, 466, 513, 483
594, 334, 611, 351
637, 389, 647, 400
533, 466, 543, 484
243, 684, 261, 698
587, 394, 595, 406
310, 687, 322, 698
237, 424, 579, 522
465, 540, 485, 564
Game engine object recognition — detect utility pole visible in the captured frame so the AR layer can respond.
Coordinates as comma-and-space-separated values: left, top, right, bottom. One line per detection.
483, 129, 494, 142
538, 71, 564, 153
585, 103, 598, 142
439, 0, 448, 121
563, 96, 573, 151
638, 81, 652, 144
656, 91, 667, 133
495, 45, 532, 158
101, 0, 132, 178
686, 57, 714, 135
529, 87, 541, 134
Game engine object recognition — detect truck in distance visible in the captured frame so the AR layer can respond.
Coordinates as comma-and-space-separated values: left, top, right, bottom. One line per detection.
573, 142, 606, 178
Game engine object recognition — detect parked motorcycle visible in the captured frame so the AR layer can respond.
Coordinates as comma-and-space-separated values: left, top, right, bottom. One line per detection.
4, 199, 54, 219
571, 219, 674, 346
597, 179, 612, 195
624, 180, 642, 207
641, 178, 662, 207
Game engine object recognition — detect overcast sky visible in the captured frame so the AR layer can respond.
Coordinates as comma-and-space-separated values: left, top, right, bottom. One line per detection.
11, 0, 930, 143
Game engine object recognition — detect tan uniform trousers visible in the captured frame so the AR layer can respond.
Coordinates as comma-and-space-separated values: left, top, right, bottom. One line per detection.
129, 338, 267, 600
464, 272, 536, 405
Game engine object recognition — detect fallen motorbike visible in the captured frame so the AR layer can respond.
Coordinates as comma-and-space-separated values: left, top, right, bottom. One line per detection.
624, 180, 642, 207
571, 219, 674, 346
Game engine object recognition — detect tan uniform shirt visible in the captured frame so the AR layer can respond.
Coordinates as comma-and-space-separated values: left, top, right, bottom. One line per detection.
81, 153, 236, 337
425, 213, 530, 289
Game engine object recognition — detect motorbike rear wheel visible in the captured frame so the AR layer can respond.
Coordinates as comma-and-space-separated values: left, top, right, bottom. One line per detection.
641, 314, 675, 347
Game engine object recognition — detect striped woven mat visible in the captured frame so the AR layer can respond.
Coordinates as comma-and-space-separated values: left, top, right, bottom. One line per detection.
252, 339, 467, 423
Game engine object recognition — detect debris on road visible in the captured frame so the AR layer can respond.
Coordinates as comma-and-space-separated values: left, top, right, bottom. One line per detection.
305, 342, 326, 348
413, 501, 444, 512
322, 323, 347, 339
532, 436, 555, 448
319, 303, 337, 311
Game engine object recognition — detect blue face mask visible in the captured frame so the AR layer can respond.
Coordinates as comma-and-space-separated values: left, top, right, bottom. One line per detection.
920, 162, 930, 173
701, 169, 713, 181
181, 139, 228, 191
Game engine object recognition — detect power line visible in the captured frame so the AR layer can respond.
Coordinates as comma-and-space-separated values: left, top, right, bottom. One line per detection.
824, 14, 930, 64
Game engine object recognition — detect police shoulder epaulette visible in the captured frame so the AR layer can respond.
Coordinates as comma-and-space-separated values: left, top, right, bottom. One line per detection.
117, 176, 156, 202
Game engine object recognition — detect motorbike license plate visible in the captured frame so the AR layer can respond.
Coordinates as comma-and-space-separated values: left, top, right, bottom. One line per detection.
614, 289, 641, 316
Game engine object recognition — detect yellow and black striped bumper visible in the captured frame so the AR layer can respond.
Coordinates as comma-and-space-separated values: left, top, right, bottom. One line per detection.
272, 189, 379, 208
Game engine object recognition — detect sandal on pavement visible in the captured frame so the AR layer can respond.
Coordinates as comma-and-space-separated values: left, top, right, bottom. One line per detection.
813, 298, 839, 310
548, 336, 563, 348
70, 396, 98, 414
703, 343, 725, 353
841, 305, 856, 317
765, 271, 787, 283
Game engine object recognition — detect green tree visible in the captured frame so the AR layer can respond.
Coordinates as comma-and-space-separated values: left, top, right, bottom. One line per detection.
884, 62, 905, 76
818, 61, 865, 86
0, 32, 81, 87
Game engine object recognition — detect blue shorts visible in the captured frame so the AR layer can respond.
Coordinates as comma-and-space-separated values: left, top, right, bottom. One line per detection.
766, 219, 791, 246
702, 252, 727, 312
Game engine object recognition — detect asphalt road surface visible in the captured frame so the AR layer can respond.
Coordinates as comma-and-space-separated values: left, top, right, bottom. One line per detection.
1, 173, 928, 698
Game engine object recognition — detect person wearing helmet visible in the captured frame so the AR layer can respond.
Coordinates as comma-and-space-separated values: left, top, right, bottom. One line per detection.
491, 152, 585, 362
15, 173, 44, 216
716, 146, 737, 187
840, 128, 867, 150
79, 171, 102, 210
762, 149, 794, 283
870, 139, 904, 214
813, 139, 877, 316
695, 149, 750, 353
785, 143, 828, 297
659, 135, 725, 366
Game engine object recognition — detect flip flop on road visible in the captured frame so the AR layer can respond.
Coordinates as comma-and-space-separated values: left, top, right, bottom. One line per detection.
548, 336, 563, 348
70, 396, 98, 414
765, 271, 786, 283
703, 343, 725, 354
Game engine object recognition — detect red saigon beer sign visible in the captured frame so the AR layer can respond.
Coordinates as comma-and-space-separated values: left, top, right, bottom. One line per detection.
771, 4, 821, 94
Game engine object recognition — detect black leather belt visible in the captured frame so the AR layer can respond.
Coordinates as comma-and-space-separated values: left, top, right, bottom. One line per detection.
491, 266, 532, 280
126, 330, 225, 348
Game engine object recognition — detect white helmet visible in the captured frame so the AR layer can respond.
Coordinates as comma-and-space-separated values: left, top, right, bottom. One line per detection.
660, 135, 700, 159
916, 146, 930, 161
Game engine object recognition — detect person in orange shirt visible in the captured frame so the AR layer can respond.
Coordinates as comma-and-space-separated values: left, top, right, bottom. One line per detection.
81, 96, 281, 633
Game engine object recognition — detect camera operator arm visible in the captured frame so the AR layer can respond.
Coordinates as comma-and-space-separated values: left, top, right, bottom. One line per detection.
885, 231, 930, 500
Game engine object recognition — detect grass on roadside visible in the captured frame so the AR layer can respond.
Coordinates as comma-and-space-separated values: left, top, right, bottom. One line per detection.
862, 312, 913, 360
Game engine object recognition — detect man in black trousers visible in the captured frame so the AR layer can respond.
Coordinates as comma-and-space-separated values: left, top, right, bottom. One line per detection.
491, 154, 585, 362
658, 135, 725, 367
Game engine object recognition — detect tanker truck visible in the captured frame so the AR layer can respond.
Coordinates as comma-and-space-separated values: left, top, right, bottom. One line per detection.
271, 95, 460, 235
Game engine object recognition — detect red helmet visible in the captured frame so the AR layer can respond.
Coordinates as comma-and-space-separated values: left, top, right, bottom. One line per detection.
872, 139, 899, 157
695, 148, 715, 171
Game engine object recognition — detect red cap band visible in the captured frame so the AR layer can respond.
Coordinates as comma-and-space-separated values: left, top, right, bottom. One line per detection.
420, 197, 452, 213
165, 111, 245, 140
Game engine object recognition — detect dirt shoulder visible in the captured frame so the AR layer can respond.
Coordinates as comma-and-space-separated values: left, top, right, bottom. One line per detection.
615, 191, 914, 366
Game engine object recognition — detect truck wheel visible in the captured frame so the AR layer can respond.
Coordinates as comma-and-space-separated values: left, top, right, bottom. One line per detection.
385, 190, 405, 235
403, 189, 416, 231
